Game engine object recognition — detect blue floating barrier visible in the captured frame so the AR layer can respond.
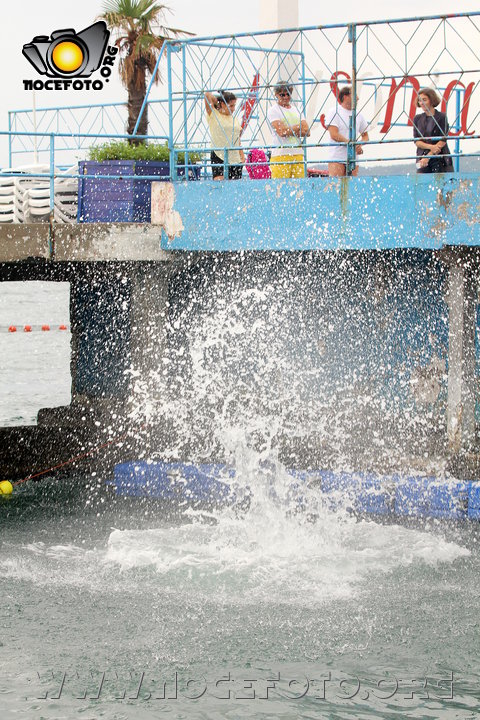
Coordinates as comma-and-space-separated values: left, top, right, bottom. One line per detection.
428, 481, 469, 519
354, 474, 395, 516
395, 476, 469, 519
112, 462, 477, 521
467, 482, 480, 520
395, 476, 432, 517
112, 461, 240, 504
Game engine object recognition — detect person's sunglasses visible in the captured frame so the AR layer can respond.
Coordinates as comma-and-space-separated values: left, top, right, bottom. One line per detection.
277, 91, 291, 97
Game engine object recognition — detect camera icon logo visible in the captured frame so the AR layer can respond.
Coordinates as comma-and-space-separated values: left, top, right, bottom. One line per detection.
22, 21, 110, 78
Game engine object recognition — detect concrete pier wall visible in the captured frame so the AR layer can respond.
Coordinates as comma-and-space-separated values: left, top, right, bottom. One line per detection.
1, 171, 480, 479
4, 247, 478, 479
163, 175, 480, 251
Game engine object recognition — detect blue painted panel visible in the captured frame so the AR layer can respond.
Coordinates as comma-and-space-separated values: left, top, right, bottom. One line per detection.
78, 161, 135, 223
163, 174, 480, 251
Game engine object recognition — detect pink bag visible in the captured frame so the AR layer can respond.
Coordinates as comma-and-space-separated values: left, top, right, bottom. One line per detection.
246, 149, 271, 179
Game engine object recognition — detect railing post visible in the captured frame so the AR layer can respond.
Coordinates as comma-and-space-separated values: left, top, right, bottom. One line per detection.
454, 87, 461, 173
182, 44, 189, 177
224, 149, 229, 179
300, 35, 307, 171
347, 22, 357, 177
49, 134, 55, 213
8, 112, 12, 168
49, 133, 55, 259
167, 43, 175, 181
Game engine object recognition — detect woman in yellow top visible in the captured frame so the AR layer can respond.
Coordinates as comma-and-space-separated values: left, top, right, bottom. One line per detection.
205, 90, 245, 180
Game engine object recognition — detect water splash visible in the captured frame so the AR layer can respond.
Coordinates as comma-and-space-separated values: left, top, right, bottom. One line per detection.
103, 444, 470, 606
108, 255, 470, 606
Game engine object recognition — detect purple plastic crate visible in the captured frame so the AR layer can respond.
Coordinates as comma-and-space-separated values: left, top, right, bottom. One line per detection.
78, 160, 200, 222
78, 160, 169, 222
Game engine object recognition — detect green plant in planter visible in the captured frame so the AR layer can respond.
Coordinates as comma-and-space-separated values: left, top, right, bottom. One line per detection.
79, 141, 202, 223
88, 141, 202, 165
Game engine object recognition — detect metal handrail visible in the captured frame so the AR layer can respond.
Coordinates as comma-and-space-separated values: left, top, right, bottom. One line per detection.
163, 11, 480, 43
4, 12, 480, 176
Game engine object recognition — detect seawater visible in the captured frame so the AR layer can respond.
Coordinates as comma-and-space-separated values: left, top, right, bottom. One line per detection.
0, 281, 71, 425
1, 476, 479, 720
1, 281, 480, 719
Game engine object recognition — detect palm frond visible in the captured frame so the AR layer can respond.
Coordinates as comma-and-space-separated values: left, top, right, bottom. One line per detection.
102, 0, 169, 23
134, 33, 165, 54
100, 12, 135, 34
98, 0, 195, 133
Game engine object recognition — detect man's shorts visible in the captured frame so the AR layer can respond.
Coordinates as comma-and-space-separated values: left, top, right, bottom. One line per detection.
270, 154, 305, 179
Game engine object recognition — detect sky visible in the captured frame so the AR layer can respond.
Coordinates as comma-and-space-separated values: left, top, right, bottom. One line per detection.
2, 0, 479, 167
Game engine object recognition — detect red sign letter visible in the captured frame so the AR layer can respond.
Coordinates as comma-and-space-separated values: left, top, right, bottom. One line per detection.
320, 71, 351, 128
441, 81, 475, 136
380, 76, 420, 134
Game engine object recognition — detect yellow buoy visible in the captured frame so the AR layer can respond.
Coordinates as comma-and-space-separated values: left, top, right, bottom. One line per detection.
0, 480, 13, 495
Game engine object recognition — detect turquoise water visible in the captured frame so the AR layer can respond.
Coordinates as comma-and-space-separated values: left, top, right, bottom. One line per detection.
1, 473, 479, 720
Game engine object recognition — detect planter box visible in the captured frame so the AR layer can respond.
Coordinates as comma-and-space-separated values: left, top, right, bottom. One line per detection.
77, 159, 200, 223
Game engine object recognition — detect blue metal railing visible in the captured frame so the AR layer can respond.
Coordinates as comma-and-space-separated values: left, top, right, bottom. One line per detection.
153, 12, 480, 171
3, 11, 480, 190
2, 127, 478, 195
7, 99, 171, 165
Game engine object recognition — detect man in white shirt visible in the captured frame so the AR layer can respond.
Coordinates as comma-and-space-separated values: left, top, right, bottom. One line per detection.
324, 86, 369, 177
267, 81, 310, 179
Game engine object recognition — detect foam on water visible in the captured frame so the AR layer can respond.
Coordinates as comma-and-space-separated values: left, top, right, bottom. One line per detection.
0, 451, 470, 603
104, 518, 470, 605
103, 455, 470, 605
0, 540, 99, 588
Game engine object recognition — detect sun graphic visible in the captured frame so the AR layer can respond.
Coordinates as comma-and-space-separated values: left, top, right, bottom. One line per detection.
51, 41, 84, 73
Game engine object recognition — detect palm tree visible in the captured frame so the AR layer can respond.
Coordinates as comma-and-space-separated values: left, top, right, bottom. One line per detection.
100, 0, 191, 140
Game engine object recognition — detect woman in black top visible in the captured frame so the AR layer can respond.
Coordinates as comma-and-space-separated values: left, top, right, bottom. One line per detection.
413, 87, 453, 174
